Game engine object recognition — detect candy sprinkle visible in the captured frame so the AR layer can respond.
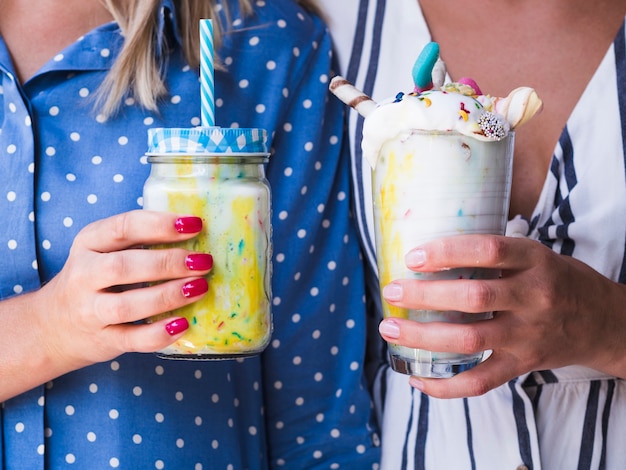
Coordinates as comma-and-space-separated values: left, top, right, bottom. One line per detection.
478, 111, 508, 140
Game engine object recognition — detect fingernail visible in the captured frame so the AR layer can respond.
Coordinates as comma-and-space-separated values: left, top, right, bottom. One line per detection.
409, 377, 425, 391
379, 319, 400, 339
185, 253, 213, 271
181, 278, 208, 298
175, 216, 203, 234
382, 282, 403, 301
406, 248, 426, 267
165, 317, 189, 336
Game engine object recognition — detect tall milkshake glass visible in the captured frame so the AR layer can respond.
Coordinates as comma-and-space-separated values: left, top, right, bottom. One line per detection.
372, 130, 514, 377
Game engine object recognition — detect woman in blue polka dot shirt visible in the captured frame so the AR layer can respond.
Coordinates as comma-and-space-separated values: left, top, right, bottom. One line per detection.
0, 0, 380, 468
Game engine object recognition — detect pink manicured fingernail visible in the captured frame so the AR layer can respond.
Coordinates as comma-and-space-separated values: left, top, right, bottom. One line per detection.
165, 317, 189, 336
175, 217, 203, 233
181, 278, 208, 298
185, 253, 213, 271
409, 377, 425, 391
379, 319, 400, 339
382, 282, 403, 301
405, 248, 426, 267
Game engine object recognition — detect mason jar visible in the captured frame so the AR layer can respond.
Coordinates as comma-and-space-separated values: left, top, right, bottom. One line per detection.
143, 127, 272, 359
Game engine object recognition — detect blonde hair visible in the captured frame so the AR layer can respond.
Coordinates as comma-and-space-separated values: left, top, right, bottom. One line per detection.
97, 0, 319, 118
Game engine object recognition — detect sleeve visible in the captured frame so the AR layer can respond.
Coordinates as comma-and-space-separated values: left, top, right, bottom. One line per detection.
258, 8, 381, 469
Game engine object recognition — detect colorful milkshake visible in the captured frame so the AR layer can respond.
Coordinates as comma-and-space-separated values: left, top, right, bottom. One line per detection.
330, 42, 542, 377
143, 127, 272, 359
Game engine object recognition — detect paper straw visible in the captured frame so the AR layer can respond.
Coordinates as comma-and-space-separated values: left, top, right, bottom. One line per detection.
200, 19, 215, 127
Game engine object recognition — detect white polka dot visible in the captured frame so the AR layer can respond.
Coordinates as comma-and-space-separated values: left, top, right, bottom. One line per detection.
319, 74, 329, 84
65, 454, 76, 464
41, 192, 51, 202
350, 361, 359, 371
109, 409, 119, 419
87, 432, 97, 442
8, 102, 16, 113
239, 79, 249, 89
249, 37, 260, 46
171, 95, 182, 104
176, 438, 185, 448
7, 144, 16, 154
46, 147, 56, 156
313, 450, 323, 459
211, 393, 219, 403
133, 434, 142, 444
54, 54, 64, 62
266, 61, 277, 70
304, 142, 313, 151
109, 457, 120, 468
79, 88, 90, 98
96, 114, 108, 123
330, 135, 339, 145
297, 229, 306, 239
37, 445, 44, 455
25, 115, 32, 126
133, 386, 142, 396
7, 191, 16, 202
89, 383, 98, 393
282, 88, 289, 98
274, 381, 283, 390
15, 422, 25, 433
293, 47, 300, 57
175, 391, 184, 401
346, 319, 356, 329
41, 240, 51, 250
327, 261, 337, 270
256, 104, 266, 113
118, 136, 128, 145
195, 416, 203, 426
283, 122, 293, 132
277, 19, 287, 28
13, 285, 23, 295
87, 194, 98, 204
66, 173, 76, 182
291, 313, 301, 323
65, 405, 75, 416
101, 49, 111, 58
310, 287, 319, 297
303, 99, 312, 109
249, 426, 258, 436
113, 174, 124, 183
295, 397, 304, 406
155, 413, 165, 423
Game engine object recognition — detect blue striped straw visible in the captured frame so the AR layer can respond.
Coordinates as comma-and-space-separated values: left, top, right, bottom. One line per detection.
200, 19, 215, 127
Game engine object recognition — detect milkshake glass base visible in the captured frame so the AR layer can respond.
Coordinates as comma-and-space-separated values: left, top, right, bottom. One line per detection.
389, 351, 483, 378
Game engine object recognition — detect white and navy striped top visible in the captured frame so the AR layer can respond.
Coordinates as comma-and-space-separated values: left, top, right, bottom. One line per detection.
320, 1, 626, 469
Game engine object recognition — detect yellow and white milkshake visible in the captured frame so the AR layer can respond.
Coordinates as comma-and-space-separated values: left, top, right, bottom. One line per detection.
143, 127, 272, 359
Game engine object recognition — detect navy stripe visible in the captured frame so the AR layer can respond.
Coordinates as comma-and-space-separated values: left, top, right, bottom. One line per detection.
414, 392, 429, 470
463, 398, 477, 470
508, 380, 534, 470
401, 391, 416, 470
578, 380, 601, 470
557, 128, 577, 256
538, 369, 559, 383
599, 380, 616, 470
345, 0, 370, 83
560, 127, 578, 191
350, 0, 387, 274
615, 21, 626, 284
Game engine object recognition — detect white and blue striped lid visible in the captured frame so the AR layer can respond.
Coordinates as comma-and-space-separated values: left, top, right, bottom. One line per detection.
147, 127, 268, 155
